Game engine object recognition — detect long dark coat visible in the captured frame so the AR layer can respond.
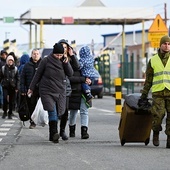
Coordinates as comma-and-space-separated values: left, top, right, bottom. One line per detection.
29, 54, 73, 116
68, 69, 86, 110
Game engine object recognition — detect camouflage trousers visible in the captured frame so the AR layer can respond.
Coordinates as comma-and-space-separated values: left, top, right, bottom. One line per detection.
151, 88, 170, 135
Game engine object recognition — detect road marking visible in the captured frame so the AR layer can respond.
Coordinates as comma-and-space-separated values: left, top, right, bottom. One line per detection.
5, 120, 15, 123
0, 128, 10, 131
0, 120, 16, 142
91, 107, 116, 115
0, 132, 7, 136
1, 124, 13, 127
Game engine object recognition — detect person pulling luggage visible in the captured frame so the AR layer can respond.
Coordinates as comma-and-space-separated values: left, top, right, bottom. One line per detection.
138, 35, 170, 148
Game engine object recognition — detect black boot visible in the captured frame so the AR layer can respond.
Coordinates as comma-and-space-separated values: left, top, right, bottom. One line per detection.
60, 110, 68, 140
153, 131, 159, 147
49, 121, 60, 143
60, 129, 68, 140
8, 111, 13, 119
69, 125, 76, 137
166, 136, 170, 148
2, 112, 7, 119
81, 126, 89, 139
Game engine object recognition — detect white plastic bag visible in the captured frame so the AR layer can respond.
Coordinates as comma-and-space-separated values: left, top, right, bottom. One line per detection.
31, 98, 49, 127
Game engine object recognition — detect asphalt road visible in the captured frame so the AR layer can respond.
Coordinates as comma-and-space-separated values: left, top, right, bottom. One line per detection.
0, 96, 169, 170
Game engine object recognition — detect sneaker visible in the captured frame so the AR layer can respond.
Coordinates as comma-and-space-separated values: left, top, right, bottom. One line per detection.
82, 93, 94, 102
29, 122, 36, 129
86, 94, 93, 102
82, 94, 92, 108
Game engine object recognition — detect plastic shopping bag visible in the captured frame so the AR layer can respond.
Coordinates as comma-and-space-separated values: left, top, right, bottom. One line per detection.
31, 98, 49, 127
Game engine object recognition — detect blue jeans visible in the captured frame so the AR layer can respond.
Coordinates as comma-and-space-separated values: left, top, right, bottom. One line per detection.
48, 105, 58, 122
69, 97, 89, 127
0, 85, 3, 106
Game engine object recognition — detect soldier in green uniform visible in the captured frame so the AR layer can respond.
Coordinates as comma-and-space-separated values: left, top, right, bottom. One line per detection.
138, 35, 170, 148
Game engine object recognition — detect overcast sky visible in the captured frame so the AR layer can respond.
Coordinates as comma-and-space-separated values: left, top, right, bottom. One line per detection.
0, 0, 169, 48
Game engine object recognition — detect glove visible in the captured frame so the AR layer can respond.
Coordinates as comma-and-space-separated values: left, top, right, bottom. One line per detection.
138, 98, 151, 110
138, 98, 147, 107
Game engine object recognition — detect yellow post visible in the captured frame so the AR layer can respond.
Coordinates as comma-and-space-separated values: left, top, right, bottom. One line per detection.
40, 20, 44, 48
114, 78, 122, 113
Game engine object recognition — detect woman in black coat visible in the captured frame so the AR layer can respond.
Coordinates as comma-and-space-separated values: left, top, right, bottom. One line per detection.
28, 43, 73, 143
68, 66, 92, 139
58, 39, 80, 141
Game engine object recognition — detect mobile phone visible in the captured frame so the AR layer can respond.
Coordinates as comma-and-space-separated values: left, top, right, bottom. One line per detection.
62, 56, 67, 62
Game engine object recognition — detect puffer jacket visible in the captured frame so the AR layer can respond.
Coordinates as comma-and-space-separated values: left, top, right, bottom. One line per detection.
20, 57, 41, 93
68, 69, 86, 110
0, 64, 19, 90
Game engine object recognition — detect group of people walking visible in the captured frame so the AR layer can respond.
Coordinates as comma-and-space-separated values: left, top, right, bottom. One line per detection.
0, 39, 98, 143
1, 34, 170, 148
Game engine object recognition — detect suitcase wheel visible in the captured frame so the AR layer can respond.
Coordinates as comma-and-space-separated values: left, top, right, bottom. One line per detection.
145, 138, 150, 146
121, 139, 126, 146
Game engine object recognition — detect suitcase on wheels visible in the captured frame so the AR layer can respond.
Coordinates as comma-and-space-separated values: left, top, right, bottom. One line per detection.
118, 94, 152, 146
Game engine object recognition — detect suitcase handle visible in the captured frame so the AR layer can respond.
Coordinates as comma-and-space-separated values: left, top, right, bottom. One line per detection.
135, 109, 151, 115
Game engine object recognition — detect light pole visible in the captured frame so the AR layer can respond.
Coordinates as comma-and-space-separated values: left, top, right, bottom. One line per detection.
5, 32, 10, 39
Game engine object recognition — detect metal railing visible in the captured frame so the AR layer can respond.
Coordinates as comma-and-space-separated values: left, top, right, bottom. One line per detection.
123, 78, 145, 94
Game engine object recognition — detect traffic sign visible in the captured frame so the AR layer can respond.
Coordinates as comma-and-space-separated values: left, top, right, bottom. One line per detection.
3, 17, 14, 23
148, 14, 168, 48
148, 32, 168, 48
148, 14, 168, 32
62, 17, 74, 24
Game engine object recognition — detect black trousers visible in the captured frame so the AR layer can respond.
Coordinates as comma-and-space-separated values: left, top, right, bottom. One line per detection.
24, 93, 39, 123
3, 87, 16, 115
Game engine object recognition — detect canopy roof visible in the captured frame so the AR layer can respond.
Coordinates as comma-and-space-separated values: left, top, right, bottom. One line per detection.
20, 0, 155, 25
79, 0, 105, 7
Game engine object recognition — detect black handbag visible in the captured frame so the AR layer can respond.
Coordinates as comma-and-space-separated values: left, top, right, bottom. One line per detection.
18, 95, 30, 124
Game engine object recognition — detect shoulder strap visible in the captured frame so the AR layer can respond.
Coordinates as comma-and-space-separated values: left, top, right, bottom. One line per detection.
14, 66, 17, 74
2, 66, 5, 75
2, 66, 17, 75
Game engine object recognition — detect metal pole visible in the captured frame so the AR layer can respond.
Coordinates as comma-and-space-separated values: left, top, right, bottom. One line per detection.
35, 25, 37, 48
164, 3, 167, 26
142, 20, 145, 58
124, 78, 145, 83
29, 24, 32, 50
40, 20, 44, 48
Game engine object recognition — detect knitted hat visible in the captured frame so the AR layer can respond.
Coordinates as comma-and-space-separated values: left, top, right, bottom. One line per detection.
6, 55, 14, 63
160, 35, 170, 47
58, 39, 70, 47
53, 43, 64, 54
1, 50, 8, 55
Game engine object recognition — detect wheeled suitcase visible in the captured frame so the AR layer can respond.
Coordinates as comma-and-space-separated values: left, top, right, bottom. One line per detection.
118, 94, 152, 146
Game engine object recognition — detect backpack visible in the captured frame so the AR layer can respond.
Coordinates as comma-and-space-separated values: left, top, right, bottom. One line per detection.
2, 65, 17, 75
18, 95, 30, 125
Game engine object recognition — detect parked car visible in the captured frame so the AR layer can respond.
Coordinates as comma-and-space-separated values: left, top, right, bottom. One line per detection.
91, 76, 104, 99
40, 48, 52, 58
